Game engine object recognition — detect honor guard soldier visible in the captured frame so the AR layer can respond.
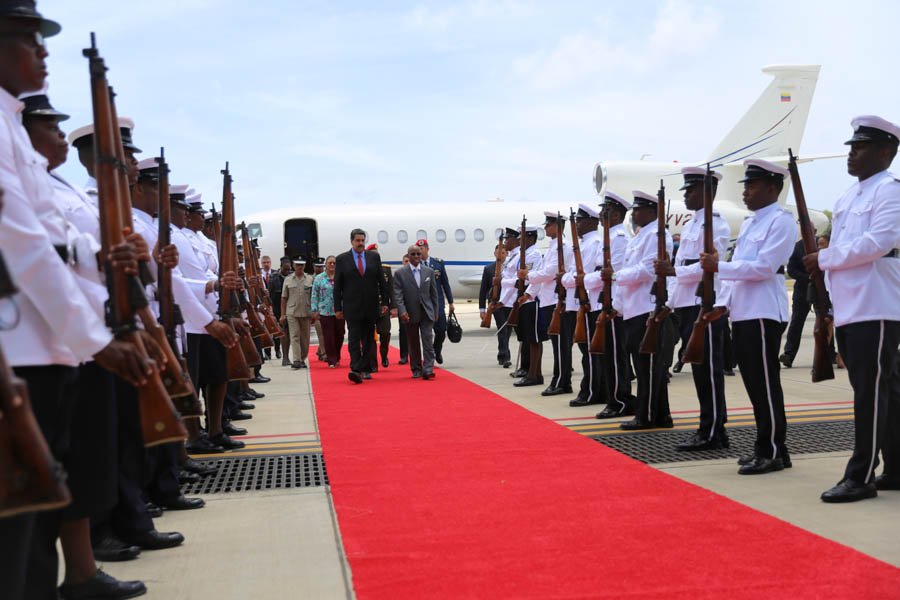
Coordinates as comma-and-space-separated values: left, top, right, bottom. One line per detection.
701, 159, 795, 474
503, 225, 542, 381
562, 203, 604, 407
585, 192, 636, 419
536, 212, 576, 395
804, 116, 900, 502
493, 228, 521, 368
657, 167, 731, 449
515, 213, 564, 387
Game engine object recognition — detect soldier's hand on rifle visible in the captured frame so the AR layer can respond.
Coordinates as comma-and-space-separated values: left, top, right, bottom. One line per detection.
205, 319, 238, 348
249, 275, 260, 287
575, 273, 585, 289
655, 258, 676, 276
518, 294, 531, 306
108, 241, 139, 276
517, 267, 529, 279
231, 318, 251, 337
154, 243, 179, 269
137, 330, 167, 367
124, 230, 150, 263
802, 252, 820, 275
220, 271, 240, 291
93, 339, 154, 387
601, 266, 614, 281
700, 251, 719, 273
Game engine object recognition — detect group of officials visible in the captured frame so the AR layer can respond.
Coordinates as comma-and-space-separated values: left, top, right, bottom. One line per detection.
480, 122, 899, 503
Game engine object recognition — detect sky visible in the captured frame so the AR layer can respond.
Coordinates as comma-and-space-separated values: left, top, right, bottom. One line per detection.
40, 0, 900, 216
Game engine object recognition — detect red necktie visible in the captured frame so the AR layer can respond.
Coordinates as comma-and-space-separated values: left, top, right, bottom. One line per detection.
357, 253, 364, 276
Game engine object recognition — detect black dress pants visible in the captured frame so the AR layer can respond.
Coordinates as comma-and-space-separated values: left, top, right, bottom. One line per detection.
675, 305, 727, 441
493, 306, 512, 365
549, 311, 575, 390
603, 316, 634, 413
433, 308, 448, 358
398, 320, 409, 360
576, 309, 605, 403
622, 314, 672, 425
346, 316, 376, 374
732, 319, 788, 460
836, 320, 900, 484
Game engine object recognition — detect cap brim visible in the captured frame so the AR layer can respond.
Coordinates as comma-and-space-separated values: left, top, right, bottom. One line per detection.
39, 18, 61, 37
843, 133, 894, 145
25, 108, 69, 121
123, 143, 142, 153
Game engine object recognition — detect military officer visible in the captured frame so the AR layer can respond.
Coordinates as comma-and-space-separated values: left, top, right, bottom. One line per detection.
281, 257, 315, 369
701, 159, 795, 474
657, 167, 731, 449
804, 116, 900, 502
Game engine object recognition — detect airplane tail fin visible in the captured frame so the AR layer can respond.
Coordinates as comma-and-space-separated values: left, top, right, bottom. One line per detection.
706, 65, 821, 167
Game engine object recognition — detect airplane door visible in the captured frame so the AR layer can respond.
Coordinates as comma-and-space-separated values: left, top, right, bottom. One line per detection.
284, 219, 319, 267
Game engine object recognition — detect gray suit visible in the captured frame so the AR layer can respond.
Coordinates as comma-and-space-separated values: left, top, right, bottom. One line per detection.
393, 263, 439, 374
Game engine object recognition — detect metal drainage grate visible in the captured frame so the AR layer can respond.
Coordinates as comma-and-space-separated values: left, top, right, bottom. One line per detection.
181, 453, 328, 494
591, 420, 854, 465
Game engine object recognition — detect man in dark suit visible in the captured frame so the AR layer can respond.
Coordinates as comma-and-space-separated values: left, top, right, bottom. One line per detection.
416, 239, 454, 364
393, 245, 439, 379
334, 229, 390, 383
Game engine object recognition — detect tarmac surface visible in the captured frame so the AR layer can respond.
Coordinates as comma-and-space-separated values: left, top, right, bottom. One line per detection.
87, 302, 899, 599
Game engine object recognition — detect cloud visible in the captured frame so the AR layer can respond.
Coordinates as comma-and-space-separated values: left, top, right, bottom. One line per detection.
513, 0, 720, 90
401, 0, 536, 31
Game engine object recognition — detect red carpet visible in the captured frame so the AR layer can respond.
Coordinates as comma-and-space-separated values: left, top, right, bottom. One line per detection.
311, 348, 900, 599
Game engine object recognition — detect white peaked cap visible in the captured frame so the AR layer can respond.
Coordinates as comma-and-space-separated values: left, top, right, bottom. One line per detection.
67, 117, 136, 145
632, 190, 658, 204
136, 157, 158, 170
680, 166, 723, 181
742, 158, 789, 178
525, 225, 539, 233
170, 184, 189, 195
187, 193, 202, 203
847, 115, 900, 143
577, 203, 599, 218
603, 191, 631, 210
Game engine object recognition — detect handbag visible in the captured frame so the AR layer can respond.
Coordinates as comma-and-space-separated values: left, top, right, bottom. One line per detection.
447, 311, 462, 343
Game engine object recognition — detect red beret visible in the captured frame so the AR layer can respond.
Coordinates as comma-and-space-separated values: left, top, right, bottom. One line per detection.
415, 239, 428, 247
366, 243, 378, 251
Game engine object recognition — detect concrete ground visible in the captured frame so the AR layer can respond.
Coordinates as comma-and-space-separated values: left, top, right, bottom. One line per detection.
87, 301, 898, 599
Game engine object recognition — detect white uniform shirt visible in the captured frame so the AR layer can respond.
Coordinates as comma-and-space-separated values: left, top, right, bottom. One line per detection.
561, 229, 602, 311
583, 223, 629, 311
525, 237, 572, 307
499, 245, 542, 306
670, 210, 731, 309
717, 202, 794, 322
171, 225, 219, 329
0, 89, 112, 366
819, 170, 900, 327
616, 221, 673, 320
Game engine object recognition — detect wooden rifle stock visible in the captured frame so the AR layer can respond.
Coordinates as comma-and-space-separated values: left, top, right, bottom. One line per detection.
239, 224, 275, 347
480, 233, 505, 328
570, 209, 590, 344
506, 215, 527, 328
788, 149, 835, 382
83, 34, 186, 446
682, 166, 726, 365
639, 180, 672, 354
547, 213, 566, 336
241, 224, 284, 339
590, 205, 618, 354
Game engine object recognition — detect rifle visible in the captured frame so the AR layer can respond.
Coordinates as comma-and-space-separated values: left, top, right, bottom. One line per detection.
83, 34, 186, 446
639, 180, 672, 354
480, 233, 505, 328
241, 224, 283, 339
217, 166, 261, 374
788, 149, 835, 382
239, 223, 275, 347
0, 251, 72, 518
505, 215, 527, 328
681, 165, 727, 365
547, 213, 566, 336
155, 148, 201, 418
570, 208, 590, 344
590, 204, 618, 354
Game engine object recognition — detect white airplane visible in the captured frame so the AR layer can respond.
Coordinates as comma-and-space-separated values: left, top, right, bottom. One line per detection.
243, 64, 831, 300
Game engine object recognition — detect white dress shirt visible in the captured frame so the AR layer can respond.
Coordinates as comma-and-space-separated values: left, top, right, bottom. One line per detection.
615, 221, 673, 320
669, 210, 731, 309
561, 229, 602, 311
0, 88, 112, 367
718, 202, 795, 322
499, 245, 542, 306
583, 223, 630, 311
525, 237, 573, 307
819, 170, 900, 327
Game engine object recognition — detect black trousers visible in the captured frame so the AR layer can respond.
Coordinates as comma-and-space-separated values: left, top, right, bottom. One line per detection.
603, 316, 634, 413
836, 320, 900, 484
493, 306, 512, 364
398, 320, 409, 360
782, 279, 810, 360
146, 443, 182, 504
346, 316, 376, 374
576, 309, 605, 403
623, 313, 672, 425
368, 313, 392, 371
675, 306, 727, 440
433, 309, 448, 358
0, 365, 76, 600
722, 318, 737, 370
732, 319, 788, 460
549, 311, 575, 389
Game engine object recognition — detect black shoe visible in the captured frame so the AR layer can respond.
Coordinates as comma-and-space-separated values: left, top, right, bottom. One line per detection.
382, 357, 389, 368
92, 536, 141, 562
738, 453, 792, 468
738, 456, 784, 475
158, 495, 205, 511
209, 433, 245, 450
501, 361, 512, 368
238, 401, 256, 410
677, 433, 729, 451
654, 416, 674, 429
125, 530, 184, 550
275, 348, 282, 359
513, 376, 544, 387
223, 423, 248, 436
672, 360, 683, 374
723, 368, 735, 376
821, 479, 877, 503
185, 437, 224, 454
619, 418, 654, 431
435, 353, 443, 364
569, 396, 601, 407
182, 458, 218, 477
422, 371, 435, 380
595, 405, 627, 419
779, 353, 793, 369
412, 370, 422, 379
282, 357, 291, 366
875, 474, 900, 490
146, 502, 164, 518
230, 411, 252, 421
59, 570, 147, 600
348, 371, 363, 384
399, 358, 409, 365
177, 470, 200, 484
246, 388, 264, 399
249, 376, 271, 383
541, 386, 572, 397
291, 361, 303, 370
362, 372, 372, 380
509, 368, 527, 378
263, 350, 272, 360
